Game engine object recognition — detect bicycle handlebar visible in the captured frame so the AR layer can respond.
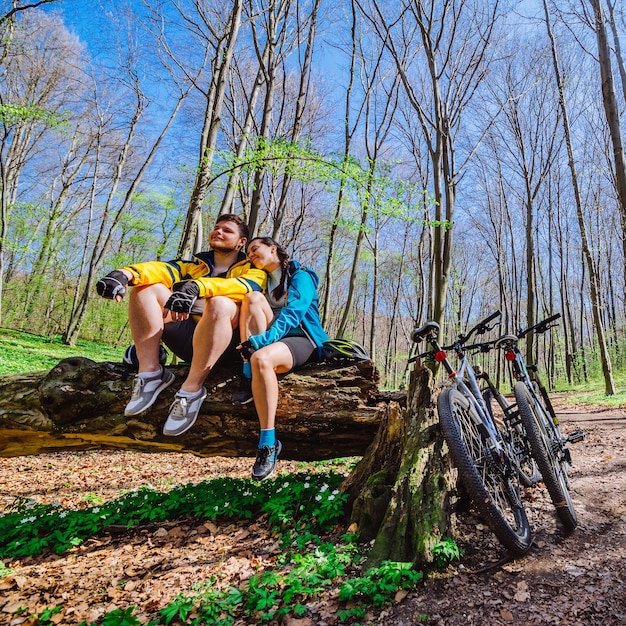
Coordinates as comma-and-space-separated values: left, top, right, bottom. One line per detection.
464, 340, 497, 353
518, 313, 561, 339
458, 310, 501, 344
409, 311, 501, 362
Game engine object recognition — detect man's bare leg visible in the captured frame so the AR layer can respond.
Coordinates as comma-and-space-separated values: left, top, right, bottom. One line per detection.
128, 283, 173, 373
180, 296, 240, 393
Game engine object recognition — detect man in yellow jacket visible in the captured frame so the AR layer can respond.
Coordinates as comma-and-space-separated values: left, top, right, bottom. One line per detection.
96, 214, 266, 436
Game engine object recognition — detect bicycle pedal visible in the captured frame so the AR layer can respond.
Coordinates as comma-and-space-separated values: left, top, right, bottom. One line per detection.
567, 429, 586, 444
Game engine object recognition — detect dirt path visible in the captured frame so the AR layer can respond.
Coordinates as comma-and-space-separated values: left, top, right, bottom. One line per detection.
0, 401, 625, 625
388, 402, 626, 626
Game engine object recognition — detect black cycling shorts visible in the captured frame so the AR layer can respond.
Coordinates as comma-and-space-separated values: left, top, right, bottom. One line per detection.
161, 318, 240, 365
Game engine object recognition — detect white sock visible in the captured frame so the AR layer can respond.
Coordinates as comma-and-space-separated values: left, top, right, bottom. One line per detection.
138, 368, 162, 380
177, 388, 202, 398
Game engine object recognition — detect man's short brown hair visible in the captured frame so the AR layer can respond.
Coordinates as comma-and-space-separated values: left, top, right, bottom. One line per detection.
216, 213, 249, 241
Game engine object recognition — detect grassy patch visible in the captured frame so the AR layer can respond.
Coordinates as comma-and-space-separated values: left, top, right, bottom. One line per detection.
0, 328, 124, 375
555, 370, 626, 409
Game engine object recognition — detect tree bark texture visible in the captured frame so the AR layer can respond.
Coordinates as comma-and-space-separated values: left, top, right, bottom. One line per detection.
0, 357, 391, 459
343, 364, 456, 568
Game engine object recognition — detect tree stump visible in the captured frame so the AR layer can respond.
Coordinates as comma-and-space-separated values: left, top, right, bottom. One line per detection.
342, 364, 456, 568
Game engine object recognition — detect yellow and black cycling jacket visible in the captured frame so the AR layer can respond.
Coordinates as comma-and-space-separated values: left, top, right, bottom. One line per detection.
122, 250, 266, 302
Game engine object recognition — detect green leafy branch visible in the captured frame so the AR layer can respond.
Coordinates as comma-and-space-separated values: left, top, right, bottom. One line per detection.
0, 102, 68, 129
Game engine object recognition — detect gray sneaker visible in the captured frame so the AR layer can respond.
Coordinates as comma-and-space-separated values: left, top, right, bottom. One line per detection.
162, 387, 207, 436
124, 367, 175, 416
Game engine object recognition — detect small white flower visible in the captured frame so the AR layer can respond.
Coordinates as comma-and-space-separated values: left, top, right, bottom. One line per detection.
59, 511, 67, 519
315, 495, 322, 501
304, 482, 310, 489
328, 495, 335, 500
320, 484, 328, 492
92, 507, 100, 514
283, 482, 289, 488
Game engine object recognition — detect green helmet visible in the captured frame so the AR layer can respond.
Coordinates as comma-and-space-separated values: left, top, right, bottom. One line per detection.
321, 338, 369, 362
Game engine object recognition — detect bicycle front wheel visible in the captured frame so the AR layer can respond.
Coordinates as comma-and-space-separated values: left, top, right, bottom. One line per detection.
514, 382, 577, 532
438, 387, 533, 555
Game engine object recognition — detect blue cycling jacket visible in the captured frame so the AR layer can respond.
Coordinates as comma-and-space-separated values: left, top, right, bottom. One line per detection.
248, 260, 329, 358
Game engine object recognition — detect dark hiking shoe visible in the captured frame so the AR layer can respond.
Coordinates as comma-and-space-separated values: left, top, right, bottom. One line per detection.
251, 440, 282, 481
232, 376, 254, 404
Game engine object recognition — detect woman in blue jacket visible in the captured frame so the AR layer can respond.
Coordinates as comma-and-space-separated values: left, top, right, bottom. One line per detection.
235, 236, 329, 480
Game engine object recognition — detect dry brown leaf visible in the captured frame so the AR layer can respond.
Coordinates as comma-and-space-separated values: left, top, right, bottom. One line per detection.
500, 608, 515, 621
394, 588, 409, 603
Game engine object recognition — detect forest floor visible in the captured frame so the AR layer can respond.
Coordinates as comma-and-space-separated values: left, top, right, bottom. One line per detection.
0, 396, 625, 625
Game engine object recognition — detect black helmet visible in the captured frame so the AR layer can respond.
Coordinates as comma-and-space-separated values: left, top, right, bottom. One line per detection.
321, 338, 369, 362
123, 343, 168, 369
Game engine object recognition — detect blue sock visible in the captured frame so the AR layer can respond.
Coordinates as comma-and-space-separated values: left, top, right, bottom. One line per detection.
243, 361, 252, 379
259, 428, 276, 449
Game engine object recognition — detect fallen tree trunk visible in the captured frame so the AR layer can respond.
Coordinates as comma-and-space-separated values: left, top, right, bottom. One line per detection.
0, 357, 397, 459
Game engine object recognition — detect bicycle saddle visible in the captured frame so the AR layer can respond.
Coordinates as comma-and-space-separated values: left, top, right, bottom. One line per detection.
411, 321, 440, 342
495, 334, 518, 349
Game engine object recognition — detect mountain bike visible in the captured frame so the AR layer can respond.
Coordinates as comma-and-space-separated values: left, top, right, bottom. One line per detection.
411, 311, 533, 555
494, 314, 585, 532
476, 354, 542, 489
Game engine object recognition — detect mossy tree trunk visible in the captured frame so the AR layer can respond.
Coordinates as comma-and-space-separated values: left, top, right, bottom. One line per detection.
343, 364, 456, 569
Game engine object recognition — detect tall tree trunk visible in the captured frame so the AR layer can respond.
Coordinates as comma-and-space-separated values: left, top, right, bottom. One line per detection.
321, 0, 359, 328
247, 0, 284, 237
178, 0, 243, 257
219, 50, 269, 216
543, 0, 615, 394
337, 166, 372, 337
272, 0, 322, 240
589, 0, 626, 297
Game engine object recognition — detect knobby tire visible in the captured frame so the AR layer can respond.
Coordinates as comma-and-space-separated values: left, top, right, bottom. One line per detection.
514, 382, 577, 532
437, 387, 533, 555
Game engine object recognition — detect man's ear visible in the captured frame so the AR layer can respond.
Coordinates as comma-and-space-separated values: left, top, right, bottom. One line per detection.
237, 237, 247, 251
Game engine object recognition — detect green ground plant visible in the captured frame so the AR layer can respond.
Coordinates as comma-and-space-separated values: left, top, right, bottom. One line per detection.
0, 473, 430, 625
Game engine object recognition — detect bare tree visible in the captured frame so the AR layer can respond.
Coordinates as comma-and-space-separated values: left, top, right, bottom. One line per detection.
270, 0, 322, 240
542, 0, 615, 394
168, 0, 244, 257
0, 10, 84, 323
320, 0, 363, 327
587, 0, 626, 292
359, 0, 501, 330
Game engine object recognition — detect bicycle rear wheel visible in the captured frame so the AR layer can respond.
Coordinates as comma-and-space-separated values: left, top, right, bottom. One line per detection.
483, 388, 541, 488
514, 382, 577, 532
438, 387, 533, 555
